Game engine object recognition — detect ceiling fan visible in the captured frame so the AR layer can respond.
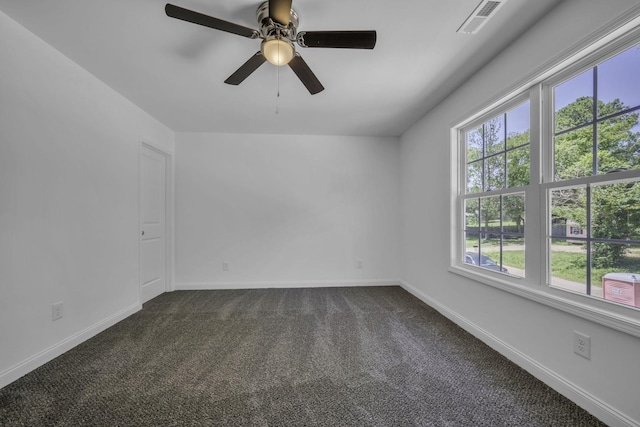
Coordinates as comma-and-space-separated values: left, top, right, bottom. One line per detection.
165, 0, 377, 94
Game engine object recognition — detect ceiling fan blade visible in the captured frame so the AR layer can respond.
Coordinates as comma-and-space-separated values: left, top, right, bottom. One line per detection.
165, 4, 258, 39
224, 52, 267, 85
269, 0, 292, 26
297, 31, 377, 49
288, 54, 324, 95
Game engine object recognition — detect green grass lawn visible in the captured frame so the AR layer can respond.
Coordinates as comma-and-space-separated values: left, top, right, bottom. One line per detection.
552, 251, 639, 285
483, 250, 524, 269
481, 249, 638, 285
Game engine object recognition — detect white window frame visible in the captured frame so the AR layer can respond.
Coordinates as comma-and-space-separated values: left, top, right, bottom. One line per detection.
450, 20, 640, 338
458, 93, 533, 278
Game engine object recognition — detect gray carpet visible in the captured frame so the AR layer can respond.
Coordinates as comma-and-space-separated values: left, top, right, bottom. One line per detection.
0, 287, 606, 426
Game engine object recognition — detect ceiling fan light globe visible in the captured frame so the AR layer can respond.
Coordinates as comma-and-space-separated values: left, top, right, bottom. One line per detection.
261, 39, 294, 66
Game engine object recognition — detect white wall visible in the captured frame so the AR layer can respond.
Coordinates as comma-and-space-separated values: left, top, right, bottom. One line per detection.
175, 133, 400, 288
400, 1, 640, 426
0, 11, 174, 387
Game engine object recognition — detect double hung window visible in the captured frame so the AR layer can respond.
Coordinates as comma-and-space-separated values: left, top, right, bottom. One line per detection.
547, 42, 640, 302
462, 100, 530, 278
454, 31, 640, 318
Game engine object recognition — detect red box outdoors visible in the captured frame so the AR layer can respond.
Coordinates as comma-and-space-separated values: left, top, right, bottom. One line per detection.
602, 273, 640, 308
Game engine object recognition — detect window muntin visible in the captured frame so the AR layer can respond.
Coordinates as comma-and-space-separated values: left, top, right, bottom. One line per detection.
549, 178, 640, 307
547, 42, 640, 309
462, 100, 529, 277
465, 101, 531, 194
456, 33, 640, 318
553, 43, 640, 181
597, 44, 640, 114
464, 194, 526, 277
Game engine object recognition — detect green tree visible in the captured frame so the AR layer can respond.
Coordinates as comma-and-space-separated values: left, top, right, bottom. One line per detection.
505, 130, 529, 233
591, 182, 640, 267
467, 118, 529, 238
554, 96, 640, 267
555, 97, 640, 179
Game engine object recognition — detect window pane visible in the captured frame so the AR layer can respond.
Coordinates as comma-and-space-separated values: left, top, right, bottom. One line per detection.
507, 128, 529, 150
465, 232, 480, 260
550, 238, 588, 294
598, 44, 640, 117
506, 101, 530, 141
464, 194, 523, 276
467, 160, 483, 193
478, 202, 505, 274
465, 199, 480, 257
555, 69, 593, 133
467, 127, 483, 162
503, 194, 525, 233
479, 195, 501, 273
593, 243, 640, 308
502, 237, 524, 277
591, 180, 640, 241
503, 193, 525, 277
484, 116, 505, 156
507, 146, 530, 187
465, 199, 480, 227
597, 117, 640, 174
480, 240, 504, 273
480, 196, 501, 238
550, 187, 587, 236
554, 126, 593, 180
464, 247, 479, 268
485, 154, 505, 191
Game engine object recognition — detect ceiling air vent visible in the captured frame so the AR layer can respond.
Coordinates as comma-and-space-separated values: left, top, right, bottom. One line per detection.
457, 0, 507, 34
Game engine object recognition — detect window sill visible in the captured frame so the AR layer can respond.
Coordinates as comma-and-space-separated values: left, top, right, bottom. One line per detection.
448, 264, 640, 338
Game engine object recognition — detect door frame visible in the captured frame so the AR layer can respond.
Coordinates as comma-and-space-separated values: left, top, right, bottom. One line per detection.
138, 137, 174, 302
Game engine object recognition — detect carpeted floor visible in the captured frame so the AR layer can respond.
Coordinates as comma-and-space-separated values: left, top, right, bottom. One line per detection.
0, 287, 606, 426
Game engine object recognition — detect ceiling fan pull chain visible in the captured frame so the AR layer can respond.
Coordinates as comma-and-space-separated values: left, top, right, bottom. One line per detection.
276, 42, 281, 115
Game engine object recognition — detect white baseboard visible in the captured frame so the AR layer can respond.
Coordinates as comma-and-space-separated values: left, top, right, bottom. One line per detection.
399, 280, 638, 427
0, 302, 141, 390
175, 279, 401, 290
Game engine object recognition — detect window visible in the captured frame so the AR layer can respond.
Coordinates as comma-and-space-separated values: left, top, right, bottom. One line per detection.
462, 100, 530, 277
453, 29, 640, 325
547, 42, 640, 306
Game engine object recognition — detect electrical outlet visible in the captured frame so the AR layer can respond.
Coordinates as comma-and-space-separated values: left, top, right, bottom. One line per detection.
222, 261, 229, 272
52, 302, 63, 321
357, 259, 363, 269
573, 331, 591, 360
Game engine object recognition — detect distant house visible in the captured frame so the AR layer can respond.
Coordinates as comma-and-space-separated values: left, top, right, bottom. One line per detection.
567, 220, 587, 244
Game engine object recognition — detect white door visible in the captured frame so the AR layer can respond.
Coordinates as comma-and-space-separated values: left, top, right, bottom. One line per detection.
140, 145, 167, 303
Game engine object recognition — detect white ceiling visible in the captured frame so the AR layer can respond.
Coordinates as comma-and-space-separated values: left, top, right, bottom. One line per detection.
0, 0, 562, 137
